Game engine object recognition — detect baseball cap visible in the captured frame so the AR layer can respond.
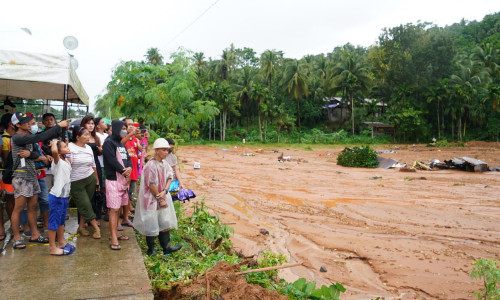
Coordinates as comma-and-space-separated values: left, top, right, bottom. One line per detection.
11, 112, 34, 125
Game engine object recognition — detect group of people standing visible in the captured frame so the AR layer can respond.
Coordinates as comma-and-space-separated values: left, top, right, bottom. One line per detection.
0, 111, 184, 256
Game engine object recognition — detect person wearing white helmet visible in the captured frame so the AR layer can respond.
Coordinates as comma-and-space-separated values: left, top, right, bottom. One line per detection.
133, 138, 182, 256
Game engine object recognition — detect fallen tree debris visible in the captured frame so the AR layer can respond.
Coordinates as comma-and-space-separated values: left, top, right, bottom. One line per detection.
234, 262, 303, 275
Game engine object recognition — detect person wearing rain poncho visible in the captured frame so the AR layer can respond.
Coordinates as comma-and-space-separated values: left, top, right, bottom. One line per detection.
133, 138, 182, 256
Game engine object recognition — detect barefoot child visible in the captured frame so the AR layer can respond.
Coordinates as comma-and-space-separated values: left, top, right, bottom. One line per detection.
48, 139, 75, 255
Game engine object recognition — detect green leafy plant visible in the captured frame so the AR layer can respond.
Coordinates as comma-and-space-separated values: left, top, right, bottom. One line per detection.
241, 251, 288, 288
284, 278, 346, 300
470, 258, 500, 299
139, 201, 237, 290
337, 146, 379, 168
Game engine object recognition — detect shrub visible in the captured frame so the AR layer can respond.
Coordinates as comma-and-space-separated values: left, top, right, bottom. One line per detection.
337, 146, 379, 168
471, 258, 500, 300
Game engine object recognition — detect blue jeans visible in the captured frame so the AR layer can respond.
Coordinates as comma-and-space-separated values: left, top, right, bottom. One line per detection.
38, 178, 49, 213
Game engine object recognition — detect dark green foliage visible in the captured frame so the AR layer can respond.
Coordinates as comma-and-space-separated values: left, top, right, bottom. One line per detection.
96, 11, 500, 144
337, 146, 379, 168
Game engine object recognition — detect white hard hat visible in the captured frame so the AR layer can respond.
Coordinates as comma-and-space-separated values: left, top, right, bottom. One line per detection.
152, 138, 170, 149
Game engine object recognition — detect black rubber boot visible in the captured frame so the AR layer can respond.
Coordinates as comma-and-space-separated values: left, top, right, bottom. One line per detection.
158, 231, 182, 255
146, 236, 156, 256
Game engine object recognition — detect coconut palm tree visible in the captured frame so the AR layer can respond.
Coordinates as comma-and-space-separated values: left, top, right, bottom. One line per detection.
260, 50, 281, 90
234, 66, 255, 133
193, 52, 206, 87
281, 59, 310, 142
145, 47, 163, 65
330, 49, 372, 135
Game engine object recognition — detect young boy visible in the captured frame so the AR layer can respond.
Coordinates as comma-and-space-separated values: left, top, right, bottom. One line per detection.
48, 139, 74, 255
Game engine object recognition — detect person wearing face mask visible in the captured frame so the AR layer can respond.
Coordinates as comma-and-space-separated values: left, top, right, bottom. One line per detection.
9, 112, 70, 249
103, 120, 132, 250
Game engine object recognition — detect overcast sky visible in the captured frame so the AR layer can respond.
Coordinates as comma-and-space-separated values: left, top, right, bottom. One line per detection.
1, 0, 499, 113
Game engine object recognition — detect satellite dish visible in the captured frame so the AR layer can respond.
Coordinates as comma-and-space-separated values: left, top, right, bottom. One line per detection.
20, 28, 32, 35
63, 36, 78, 50
70, 57, 79, 70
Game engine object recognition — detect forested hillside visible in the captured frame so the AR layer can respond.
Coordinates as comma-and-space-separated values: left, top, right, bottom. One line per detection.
95, 11, 500, 143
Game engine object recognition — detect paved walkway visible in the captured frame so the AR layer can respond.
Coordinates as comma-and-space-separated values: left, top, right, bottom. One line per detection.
0, 208, 153, 299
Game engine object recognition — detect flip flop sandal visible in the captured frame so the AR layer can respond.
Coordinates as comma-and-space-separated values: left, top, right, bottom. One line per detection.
117, 235, 129, 241
109, 235, 129, 241
110, 243, 121, 251
93, 230, 101, 239
13, 240, 26, 249
121, 222, 133, 227
78, 228, 90, 236
0, 234, 5, 242
51, 244, 75, 256
29, 235, 49, 243
117, 225, 124, 231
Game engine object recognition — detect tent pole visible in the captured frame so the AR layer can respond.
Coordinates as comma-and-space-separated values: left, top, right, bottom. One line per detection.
62, 84, 68, 119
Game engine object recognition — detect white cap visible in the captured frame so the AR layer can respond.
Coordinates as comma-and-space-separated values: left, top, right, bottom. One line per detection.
152, 138, 170, 149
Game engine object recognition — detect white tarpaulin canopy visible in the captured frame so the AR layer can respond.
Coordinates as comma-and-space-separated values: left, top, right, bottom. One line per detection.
0, 49, 88, 106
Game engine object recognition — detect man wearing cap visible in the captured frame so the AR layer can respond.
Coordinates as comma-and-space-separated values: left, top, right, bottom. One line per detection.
9, 112, 69, 249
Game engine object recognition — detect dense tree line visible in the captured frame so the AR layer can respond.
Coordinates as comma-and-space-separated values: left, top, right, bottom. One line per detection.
95, 12, 500, 143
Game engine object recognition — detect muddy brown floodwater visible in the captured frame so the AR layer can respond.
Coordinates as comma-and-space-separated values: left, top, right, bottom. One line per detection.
176, 142, 500, 299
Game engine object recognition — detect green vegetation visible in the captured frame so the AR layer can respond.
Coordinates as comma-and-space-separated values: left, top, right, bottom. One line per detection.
139, 200, 345, 299
337, 146, 379, 168
470, 258, 500, 299
96, 12, 500, 143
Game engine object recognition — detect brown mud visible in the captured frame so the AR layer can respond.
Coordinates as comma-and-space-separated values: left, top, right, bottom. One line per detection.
176, 143, 500, 299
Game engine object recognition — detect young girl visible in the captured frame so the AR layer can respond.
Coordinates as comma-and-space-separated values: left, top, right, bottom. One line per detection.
48, 139, 75, 255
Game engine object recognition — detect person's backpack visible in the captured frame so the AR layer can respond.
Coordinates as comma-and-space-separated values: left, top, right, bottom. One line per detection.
2, 151, 19, 184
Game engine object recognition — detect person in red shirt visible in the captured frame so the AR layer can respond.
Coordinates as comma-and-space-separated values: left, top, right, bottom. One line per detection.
120, 118, 142, 228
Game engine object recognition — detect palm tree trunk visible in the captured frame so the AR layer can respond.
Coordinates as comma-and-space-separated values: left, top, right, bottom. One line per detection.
351, 91, 355, 136
297, 99, 301, 143
258, 114, 262, 141
458, 119, 462, 141
264, 120, 267, 141
220, 115, 223, 141
209, 120, 211, 140
277, 127, 281, 143
437, 99, 440, 140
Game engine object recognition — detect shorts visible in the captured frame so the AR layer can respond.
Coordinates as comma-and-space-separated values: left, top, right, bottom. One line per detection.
48, 194, 68, 230
13, 177, 41, 198
1, 179, 14, 195
106, 179, 129, 209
